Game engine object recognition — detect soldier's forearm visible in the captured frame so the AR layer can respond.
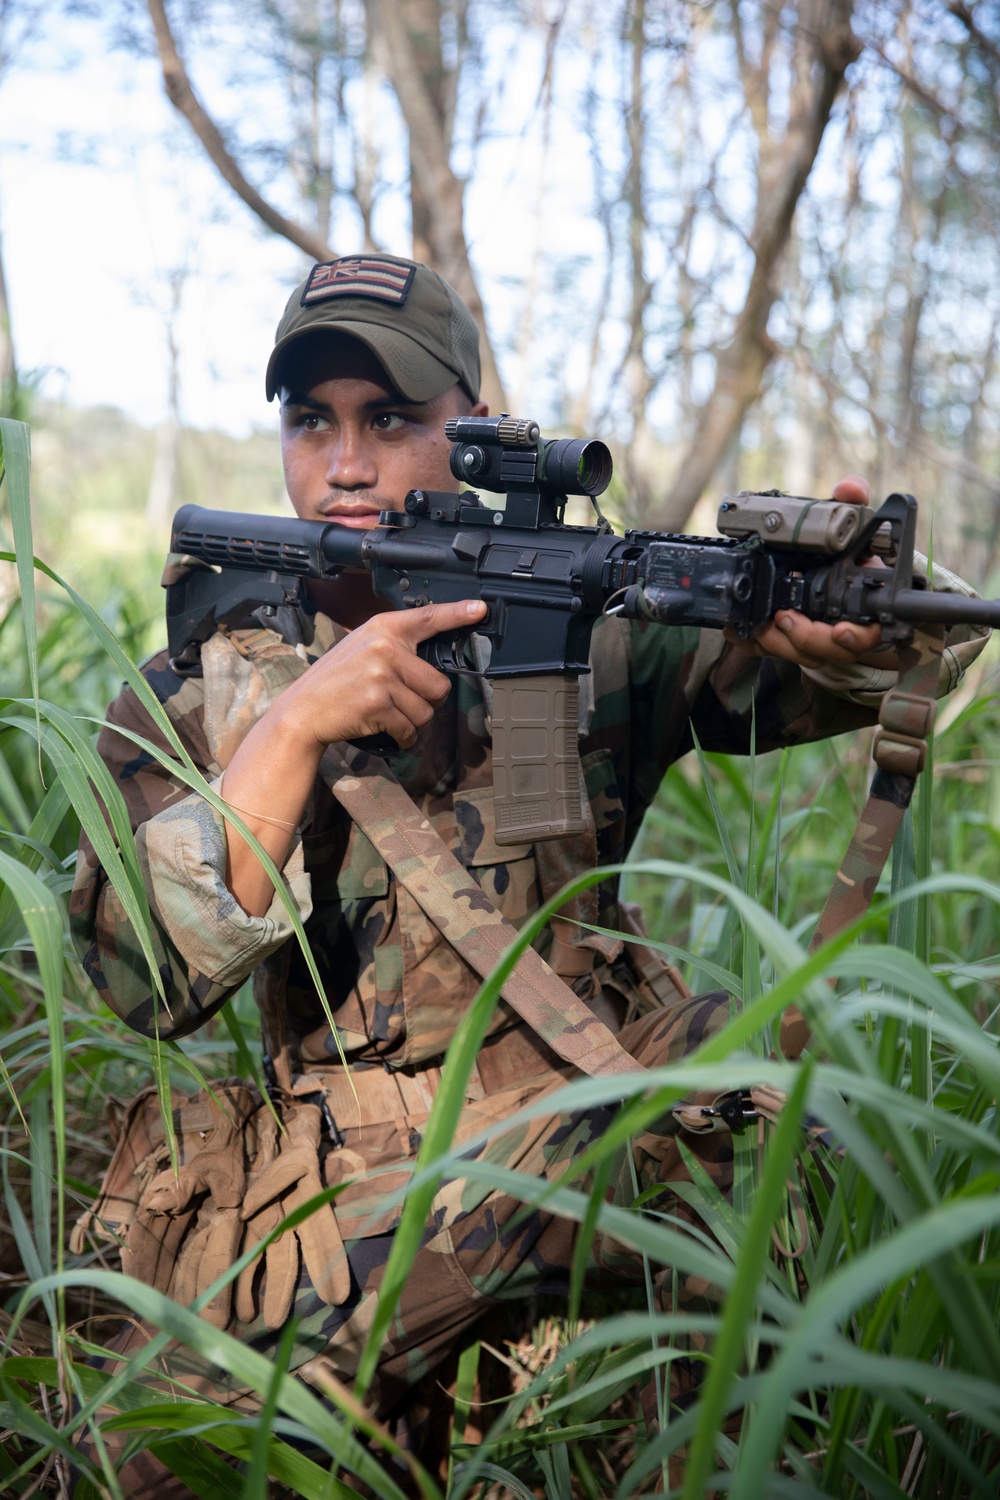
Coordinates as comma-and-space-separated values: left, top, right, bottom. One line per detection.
221, 706, 324, 916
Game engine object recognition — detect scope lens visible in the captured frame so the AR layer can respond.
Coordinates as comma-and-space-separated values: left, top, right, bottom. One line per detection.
541, 438, 613, 496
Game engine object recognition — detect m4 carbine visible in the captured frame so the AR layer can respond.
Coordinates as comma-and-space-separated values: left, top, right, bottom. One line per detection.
167, 415, 1000, 845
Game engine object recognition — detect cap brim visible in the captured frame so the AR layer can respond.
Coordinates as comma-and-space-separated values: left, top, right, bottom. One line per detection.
265, 322, 462, 403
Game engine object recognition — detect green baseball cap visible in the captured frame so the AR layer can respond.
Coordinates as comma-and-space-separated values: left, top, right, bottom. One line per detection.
266, 253, 481, 403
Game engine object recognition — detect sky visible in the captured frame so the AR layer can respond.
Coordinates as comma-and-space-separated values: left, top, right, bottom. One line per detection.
2, 20, 308, 437
0, 10, 606, 440
3, 7, 936, 458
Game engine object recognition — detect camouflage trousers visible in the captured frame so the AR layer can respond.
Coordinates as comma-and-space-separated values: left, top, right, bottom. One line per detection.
129, 994, 733, 1415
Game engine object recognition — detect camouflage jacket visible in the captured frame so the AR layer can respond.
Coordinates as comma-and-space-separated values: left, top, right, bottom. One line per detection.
71, 572, 986, 1066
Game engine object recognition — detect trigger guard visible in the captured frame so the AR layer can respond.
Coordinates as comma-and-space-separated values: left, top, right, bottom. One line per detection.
418, 633, 471, 673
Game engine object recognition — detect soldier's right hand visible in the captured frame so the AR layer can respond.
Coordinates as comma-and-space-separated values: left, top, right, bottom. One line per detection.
275, 598, 487, 752
219, 598, 487, 916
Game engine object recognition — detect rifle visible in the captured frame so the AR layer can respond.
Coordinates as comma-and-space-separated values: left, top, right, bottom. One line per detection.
166, 415, 1000, 846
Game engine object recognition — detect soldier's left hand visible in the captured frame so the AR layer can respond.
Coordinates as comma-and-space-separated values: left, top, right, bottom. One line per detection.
725, 476, 899, 670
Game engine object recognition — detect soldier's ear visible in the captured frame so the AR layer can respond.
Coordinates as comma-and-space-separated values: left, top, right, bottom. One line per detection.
471, 400, 489, 417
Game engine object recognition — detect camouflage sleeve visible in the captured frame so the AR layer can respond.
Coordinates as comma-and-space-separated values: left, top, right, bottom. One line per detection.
633, 623, 879, 766
69, 652, 312, 1040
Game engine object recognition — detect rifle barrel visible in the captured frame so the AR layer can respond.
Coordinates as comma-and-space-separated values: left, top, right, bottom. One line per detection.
891, 589, 1000, 629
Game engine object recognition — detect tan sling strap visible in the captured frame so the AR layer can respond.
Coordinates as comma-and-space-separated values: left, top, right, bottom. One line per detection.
203, 621, 943, 1080
319, 628, 944, 1076
318, 742, 641, 1079
779, 624, 946, 1061
200, 627, 639, 1082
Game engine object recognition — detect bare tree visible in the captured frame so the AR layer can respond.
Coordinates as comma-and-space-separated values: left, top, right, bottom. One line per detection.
766, 0, 1000, 555
652, 0, 861, 528
145, 0, 506, 408
23, 0, 1000, 545
146, 0, 336, 260
145, 266, 186, 533
619, 0, 657, 521
364, 0, 505, 408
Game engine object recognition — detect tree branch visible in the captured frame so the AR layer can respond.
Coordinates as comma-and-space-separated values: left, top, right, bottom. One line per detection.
365, 0, 506, 411
653, 0, 860, 529
146, 0, 335, 264
947, 1, 1000, 75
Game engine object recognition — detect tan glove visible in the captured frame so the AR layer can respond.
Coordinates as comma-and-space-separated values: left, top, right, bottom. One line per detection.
236, 1099, 352, 1329
70, 1087, 166, 1255
127, 1082, 258, 1329
74, 1079, 352, 1335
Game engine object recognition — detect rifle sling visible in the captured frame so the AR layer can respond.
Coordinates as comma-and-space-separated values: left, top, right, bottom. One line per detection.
205, 620, 943, 1082
779, 624, 946, 1061
323, 622, 942, 1075
319, 743, 641, 1079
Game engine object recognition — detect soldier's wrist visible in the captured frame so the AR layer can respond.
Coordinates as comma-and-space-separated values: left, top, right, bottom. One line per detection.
263, 693, 331, 764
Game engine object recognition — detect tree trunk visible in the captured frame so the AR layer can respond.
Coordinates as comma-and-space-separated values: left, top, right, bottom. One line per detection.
652, 0, 860, 531
146, 270, 184, 535
396, 0, 449, 265
354, 47, 382, 250
147, 0, 502, 407
621, 0, 656, 525
365, 0, 506, 411
961, 313, 1000, 577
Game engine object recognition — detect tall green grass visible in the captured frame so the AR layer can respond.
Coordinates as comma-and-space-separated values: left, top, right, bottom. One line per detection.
3, 414, 1000, 1496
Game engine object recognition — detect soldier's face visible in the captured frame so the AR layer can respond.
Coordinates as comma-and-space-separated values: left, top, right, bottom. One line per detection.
279, 334, 485, 529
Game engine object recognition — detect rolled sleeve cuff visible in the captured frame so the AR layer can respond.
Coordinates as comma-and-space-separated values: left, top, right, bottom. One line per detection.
138, 778, 313, 987
799, 658, 898, 708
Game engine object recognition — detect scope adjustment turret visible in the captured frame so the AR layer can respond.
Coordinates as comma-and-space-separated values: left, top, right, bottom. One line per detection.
444, 414, 540, 448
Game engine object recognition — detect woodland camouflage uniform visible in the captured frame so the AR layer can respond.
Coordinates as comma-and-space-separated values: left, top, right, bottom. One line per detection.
70, 584, 986, 1422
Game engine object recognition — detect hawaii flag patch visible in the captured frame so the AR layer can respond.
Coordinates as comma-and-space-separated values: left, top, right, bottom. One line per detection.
301, 257, 415, 307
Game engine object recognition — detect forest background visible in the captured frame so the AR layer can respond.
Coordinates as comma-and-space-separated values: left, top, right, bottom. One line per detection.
3, 0, 1000, 582
3, 1, 1000, 1497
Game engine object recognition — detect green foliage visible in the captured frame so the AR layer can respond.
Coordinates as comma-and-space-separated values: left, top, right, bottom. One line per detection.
24, 402, 286, 593
3, 418, 1000, 1496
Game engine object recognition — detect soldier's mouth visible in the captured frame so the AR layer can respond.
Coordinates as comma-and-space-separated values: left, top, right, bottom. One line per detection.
321, 507, 393, 528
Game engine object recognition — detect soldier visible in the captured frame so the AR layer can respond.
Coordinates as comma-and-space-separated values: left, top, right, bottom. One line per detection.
71, 254, 987, 1494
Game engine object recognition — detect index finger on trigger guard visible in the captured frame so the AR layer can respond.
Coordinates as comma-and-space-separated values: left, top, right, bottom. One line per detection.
405, 598, 487, 640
